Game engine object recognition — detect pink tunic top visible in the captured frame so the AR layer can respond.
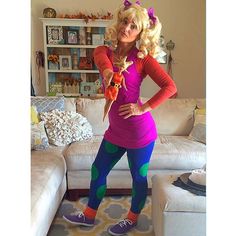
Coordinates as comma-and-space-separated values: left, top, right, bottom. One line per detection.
93, 46, 177, 148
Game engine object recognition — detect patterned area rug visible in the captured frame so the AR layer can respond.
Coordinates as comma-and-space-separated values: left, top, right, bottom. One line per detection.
48, 196, 155, 236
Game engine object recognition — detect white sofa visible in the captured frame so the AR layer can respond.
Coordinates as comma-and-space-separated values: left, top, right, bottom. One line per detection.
31, 97, 206, 236
64, 97, 206, 197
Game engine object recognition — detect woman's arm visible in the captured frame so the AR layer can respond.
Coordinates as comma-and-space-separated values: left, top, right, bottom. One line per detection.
93, 46, 113, 73
119, 55, 177, 119
93, 46, 114, 88
118, 55, 177, 119
142, 55, 177, 109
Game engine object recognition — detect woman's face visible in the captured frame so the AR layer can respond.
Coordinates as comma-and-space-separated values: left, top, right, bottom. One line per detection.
117, 17, 141, 43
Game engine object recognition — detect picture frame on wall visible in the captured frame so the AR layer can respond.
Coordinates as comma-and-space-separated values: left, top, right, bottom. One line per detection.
59, 55, 72, 70
80, 82, 96, 95
65, 29, 79, 44
47, 26, 64, 44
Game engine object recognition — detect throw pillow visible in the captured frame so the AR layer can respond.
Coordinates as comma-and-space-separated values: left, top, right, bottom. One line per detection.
40, 110, 93, 146
189, 108, 206, 144
31, 121, 49, 150
31, 105, 39, 124
64, 98, 76, 112
76, 97, 109, 135
141, 97, 197, 135
31, 96, 65, 113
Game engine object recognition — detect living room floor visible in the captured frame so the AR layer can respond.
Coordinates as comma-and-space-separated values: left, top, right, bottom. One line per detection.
48, 195, 154, 236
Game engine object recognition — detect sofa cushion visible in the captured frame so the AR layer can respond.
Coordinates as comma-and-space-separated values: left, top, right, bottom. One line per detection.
76, 98, 109, 135
64, 135, 206, 172
31, 96, 65, 113
40, 110, 93, 146
64, 136, 104, 171
141, 98, 197, 136
150, 136, 206, 170
64, 97, 76, 112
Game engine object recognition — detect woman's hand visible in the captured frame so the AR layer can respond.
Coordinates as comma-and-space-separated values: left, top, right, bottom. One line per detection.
119, 102, 152, 119
118, 103, 144, 119
103, 69, 114, 88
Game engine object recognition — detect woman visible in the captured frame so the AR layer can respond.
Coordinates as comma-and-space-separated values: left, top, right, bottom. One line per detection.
63, 1, 177, 235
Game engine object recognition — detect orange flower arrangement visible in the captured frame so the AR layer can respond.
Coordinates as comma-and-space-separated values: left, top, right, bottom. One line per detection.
57, 12, 113, 23
48, 54, 59, 63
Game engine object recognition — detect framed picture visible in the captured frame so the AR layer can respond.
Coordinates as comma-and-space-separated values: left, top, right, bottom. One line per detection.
65, 29, 79, 44
92, 34, 104, 45
80, 82, 96, 95
59, 55, 72, 70
47, 26, 64, 44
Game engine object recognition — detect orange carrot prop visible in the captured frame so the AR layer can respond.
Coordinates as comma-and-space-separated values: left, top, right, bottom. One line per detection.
103, 56, 133, 121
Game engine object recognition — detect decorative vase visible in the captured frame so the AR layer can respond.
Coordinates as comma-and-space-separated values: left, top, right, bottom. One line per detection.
72, 51, 78, 70
48, 61, 59, 70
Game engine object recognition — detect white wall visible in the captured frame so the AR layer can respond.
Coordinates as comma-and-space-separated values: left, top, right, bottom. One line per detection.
31, 0, 205, 98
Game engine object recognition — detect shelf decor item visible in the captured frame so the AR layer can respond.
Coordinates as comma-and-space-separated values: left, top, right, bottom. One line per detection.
65, 29, 79, 44
48, 61, 59, 70
43, 8, 57, 18
72, 51, 78, 70
79, 27, 86, 45
47, 26, 64, 44
48, 54, 59, 70
57, 11, 113, 21
79, 57, 93, 70
94, 79, 102, 92
59, 55, 72, 70
86, 27, 92, 45
80, 82, 96, 95
92, 34, 104, 45
49, 82, 63, 95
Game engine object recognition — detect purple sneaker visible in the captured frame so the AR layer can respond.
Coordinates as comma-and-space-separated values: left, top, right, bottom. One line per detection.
108, 218, 137, 235
63, 211, 94, 226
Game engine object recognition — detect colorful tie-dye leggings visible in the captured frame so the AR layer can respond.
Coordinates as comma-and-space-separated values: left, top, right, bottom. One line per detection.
87, 139, 155, 214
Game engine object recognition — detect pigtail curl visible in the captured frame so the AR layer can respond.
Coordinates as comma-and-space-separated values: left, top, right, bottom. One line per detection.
138, 18, 162, 58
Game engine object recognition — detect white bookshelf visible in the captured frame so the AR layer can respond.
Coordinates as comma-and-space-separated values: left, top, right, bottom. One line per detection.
40, 18, 111, 96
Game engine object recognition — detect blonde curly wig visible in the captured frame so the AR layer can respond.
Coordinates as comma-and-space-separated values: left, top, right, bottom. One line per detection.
105, 3, 162, 58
